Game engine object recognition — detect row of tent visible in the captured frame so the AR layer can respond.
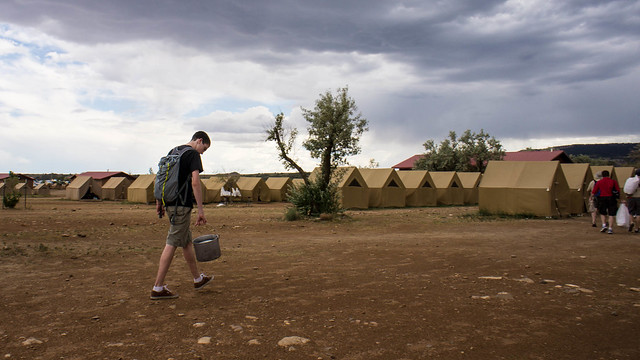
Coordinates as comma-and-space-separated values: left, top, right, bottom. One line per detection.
480, 162, 635, 217
61, 162, 634, 217
63, 169, 482, 208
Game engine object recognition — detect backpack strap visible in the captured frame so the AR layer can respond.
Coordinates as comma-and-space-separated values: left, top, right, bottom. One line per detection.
169, 146, 198, 225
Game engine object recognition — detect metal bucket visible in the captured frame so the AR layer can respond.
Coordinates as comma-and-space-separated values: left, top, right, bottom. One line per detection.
193, 234, 221, 262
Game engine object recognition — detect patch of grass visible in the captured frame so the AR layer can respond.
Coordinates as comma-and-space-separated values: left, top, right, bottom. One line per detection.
1, 241, 27, 257
460, 209, 542, 221
284, 207, 303, 221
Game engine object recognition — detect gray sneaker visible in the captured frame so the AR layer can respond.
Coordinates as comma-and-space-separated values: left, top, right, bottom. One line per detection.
600, 225, 608, 233
607, 228, 613, 234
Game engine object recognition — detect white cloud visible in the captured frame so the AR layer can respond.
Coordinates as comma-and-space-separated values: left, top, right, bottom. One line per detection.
1, 0, 639, 174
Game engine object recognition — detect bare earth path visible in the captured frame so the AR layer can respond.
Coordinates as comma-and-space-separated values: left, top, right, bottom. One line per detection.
1, 199, 639, 359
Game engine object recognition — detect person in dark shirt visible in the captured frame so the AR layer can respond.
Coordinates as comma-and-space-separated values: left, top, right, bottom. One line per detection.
151, 131, 212, 299
592, 170, 620, 234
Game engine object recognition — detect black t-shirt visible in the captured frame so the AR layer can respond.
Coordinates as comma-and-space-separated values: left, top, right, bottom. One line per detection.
164, 145, 203, 208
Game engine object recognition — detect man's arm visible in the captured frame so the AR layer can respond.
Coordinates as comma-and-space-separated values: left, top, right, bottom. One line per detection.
191, 170, 207, 226
156, 199, 165, 218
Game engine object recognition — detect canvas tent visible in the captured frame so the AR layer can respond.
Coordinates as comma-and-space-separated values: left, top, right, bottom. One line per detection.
14, 182, 32, 195
310, 167, 369, 209
72, 171, 135, 199
101, 177, 132, 200
33, 183, 50, 196
397, 170, 437, 207
430, 171, 464, 206
291, 178, 305, 188
560, 163, 592, 215
66, 176, 92, 200
479, 161, 571, 217
614, 167, 635, 182
236, 177, 271, 202
266, 177, 293, 202
127, 175, 156, 204
457, 172, 482, 205
203, 177, 235, 203
356, 168, 405, 208
614, 167, 635, 200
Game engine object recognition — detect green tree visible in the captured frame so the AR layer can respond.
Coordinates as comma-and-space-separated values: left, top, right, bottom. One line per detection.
265, 113, 307, 181
414, 132, 461, 171
266, 87, 368, 216
414, 129, 504, 172
458, 129, 505, 172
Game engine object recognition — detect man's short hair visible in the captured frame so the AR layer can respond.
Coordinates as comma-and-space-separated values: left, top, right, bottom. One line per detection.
192, 131, 211, 145
602, 170, 610, 177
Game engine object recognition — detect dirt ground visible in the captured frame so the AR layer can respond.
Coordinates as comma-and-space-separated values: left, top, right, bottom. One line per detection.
1, 197, 639, 360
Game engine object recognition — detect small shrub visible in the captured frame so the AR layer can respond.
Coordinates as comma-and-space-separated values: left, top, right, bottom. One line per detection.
284, 207, 302, 221
286, 177, 341, 217
2, 172, 22, 208
3, 192, 21, 208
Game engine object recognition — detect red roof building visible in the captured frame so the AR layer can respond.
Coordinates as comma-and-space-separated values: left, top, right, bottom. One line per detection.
0, 173, 36, 187
392, 155, 425, 170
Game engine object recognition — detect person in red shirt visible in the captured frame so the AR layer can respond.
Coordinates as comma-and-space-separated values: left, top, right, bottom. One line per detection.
591, 170, 620, 234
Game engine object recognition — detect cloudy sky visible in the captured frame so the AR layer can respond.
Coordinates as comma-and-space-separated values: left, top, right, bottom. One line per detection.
1, 0, 639, 175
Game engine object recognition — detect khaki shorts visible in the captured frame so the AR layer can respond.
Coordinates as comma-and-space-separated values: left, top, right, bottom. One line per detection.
166, 206, 192, 247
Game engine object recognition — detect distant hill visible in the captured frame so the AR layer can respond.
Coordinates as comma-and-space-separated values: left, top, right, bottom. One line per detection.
538, 143, 638, 164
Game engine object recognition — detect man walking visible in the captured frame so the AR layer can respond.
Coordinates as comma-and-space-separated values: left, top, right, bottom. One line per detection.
624, 169, 640, 233
151, 131, 213, 299
592, 170, 620, 234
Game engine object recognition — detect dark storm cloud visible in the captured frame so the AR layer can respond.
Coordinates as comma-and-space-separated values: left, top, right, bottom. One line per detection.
2, 0, 638, 85
2, 0, 639, 151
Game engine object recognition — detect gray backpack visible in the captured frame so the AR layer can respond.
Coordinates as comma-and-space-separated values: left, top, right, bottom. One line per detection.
154, 146, 195, 206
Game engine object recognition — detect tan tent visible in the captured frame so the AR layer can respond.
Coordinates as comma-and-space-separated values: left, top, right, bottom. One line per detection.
236, 177, 271, 202
310, 167, 369, 209
430, 171, 464, 206
560, 163, 592, 214
614, 167, 635, 182
397, 170, 437, 207
202, 177, 235, 203
479, 161, 571, 217
66, 176, 92, 200
614, 167, 635, 200
102, 177, 132, 201
14, 182, 33, 195
291, 178, 305, 187
266, 177, 293, 202
457, 172, 482, 205
358, 168, 405, 208
33, 183, 50, 196
127, 175, 156, 204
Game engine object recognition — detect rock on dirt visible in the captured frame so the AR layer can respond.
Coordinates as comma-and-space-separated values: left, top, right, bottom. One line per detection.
277, 336, 310, 347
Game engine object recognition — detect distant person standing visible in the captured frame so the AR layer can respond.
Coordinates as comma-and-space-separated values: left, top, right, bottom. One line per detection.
586, 171, 602, 227
592, 170, 620, 234
151, 131, 213, 300
623, 169, 640, 233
